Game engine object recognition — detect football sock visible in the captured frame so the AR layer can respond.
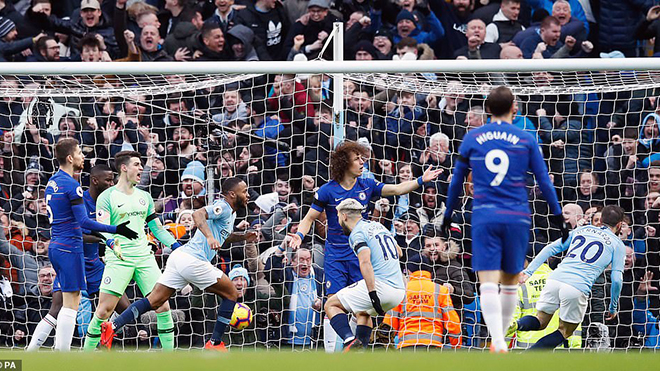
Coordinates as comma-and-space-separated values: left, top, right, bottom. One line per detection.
54, 308, 77, 351
530, 330, 565, 349
500, 285, 518, 334
113, 298, 152, 331
480, 282, 507, 352
323, 316, 338, 353
356, 325, 372, 347
210, 299, 235, 345
156, 311, 175, 351
83, 314, 104, 351
517, 316, 542, 332
27, 314, 57, 351
329, 313, 354, 343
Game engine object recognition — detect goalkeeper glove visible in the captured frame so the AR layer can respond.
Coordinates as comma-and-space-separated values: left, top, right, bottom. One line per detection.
369, 290, 386, 316
106, 238, 124, 261
116, 220, 139, 240
549, 214, 570, 243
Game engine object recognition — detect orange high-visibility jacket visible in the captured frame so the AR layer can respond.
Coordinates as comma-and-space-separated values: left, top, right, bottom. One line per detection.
384, 270, 462, 348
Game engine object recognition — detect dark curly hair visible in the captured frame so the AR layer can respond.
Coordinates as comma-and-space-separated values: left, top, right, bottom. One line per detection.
329, 141, 368, 183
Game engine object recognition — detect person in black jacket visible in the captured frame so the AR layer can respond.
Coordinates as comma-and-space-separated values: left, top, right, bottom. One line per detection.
0, 17, 42, 62
454, 19, 501, 59
235, 0, 290, 60
284, 0, 339, 60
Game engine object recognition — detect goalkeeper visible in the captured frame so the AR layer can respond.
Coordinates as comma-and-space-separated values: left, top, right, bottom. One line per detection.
83, 151, 182, 351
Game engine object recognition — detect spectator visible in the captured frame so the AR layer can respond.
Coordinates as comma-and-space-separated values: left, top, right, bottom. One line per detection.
485, 0, 525, 44
632, 271, 660, 348
264, 247, 324, 348
163, 160, 206, 213
0, 17, 40, 62
162, 0, 187, 36
28, 36, 60, 62
206, 0, 238, 33
235, 0, 290, 61
192, 23, 229, 61
520, 16, 591, 59
636, 113, 660, 168
267, 74, 315, 124
428, 0, 473, 59
465, 106, 487, 131
163, 6, 204, 58
454, 19, 501, 59
138, 25, 173, 61
576, 171, 605, 212
31, 0, 119, 58
284, 0, 338, 60
387, 9, 444, 47
16, 265, 55, 347
526, 0, 589, 33
383, 268, 461, 349
212, 89, 249, 126
599, 0, 650, 57
372, 27, 394, 59
227, 24, 259, 61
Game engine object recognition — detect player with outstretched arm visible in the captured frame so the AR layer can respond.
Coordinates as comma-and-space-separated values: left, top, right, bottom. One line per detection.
324, 199, 406, 351
45, 139, 138, 351
441, 86, 569, 353
99, 177, 257, 351
83, 151, 183, 351
289, 141, 441, 351
28, 165, 132, 351
513, 205, 626, 349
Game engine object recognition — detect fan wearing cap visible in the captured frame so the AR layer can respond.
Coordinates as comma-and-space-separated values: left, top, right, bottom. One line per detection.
30, 0, 120, 59
0, 16, 44, 62
284, 0, 339, 60
372, 7, 444, 47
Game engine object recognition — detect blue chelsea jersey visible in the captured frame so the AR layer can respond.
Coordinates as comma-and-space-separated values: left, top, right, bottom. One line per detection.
44, 170, 84, 250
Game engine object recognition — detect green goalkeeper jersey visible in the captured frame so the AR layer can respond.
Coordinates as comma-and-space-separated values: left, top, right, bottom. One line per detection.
96, 185, 154, 260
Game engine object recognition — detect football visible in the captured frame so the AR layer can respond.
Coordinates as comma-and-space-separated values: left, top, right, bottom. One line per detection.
229, 303, 253, 330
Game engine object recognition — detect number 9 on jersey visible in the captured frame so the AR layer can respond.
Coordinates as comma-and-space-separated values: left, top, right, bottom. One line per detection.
485, 149, 509, 186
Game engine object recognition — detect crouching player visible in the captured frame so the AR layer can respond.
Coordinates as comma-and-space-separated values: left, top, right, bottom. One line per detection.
100, 177, 257, 351
514, 205, 626, 349
324, 199, 406, 351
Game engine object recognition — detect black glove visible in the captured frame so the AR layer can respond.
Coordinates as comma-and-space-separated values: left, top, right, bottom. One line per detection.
115, 220, 139, 240
549, 214, 570, 243
369, 290, 385, 316
441, 216, 452, 239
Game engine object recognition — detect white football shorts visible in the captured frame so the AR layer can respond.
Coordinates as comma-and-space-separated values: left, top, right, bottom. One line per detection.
337, 279, 405, 316
536, 278, 588, 324
159, 249, 224, 290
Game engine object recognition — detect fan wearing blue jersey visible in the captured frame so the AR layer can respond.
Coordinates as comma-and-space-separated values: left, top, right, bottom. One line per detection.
45, 138, 138, 351
27, 165, 131, 351
100, 177, 257, 351
514, 205, 626, 350
441, 87, 569, 353
289, 141, 441, 352
324, 199, 406, 351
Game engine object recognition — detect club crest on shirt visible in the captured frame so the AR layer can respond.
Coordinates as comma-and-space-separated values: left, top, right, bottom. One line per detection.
326, 280, 331, 289
103, 276, 111, 284
139, 198, 146, 206
358, 192, 366, 201
46, 180, 58, 192
213, 205, 223, 215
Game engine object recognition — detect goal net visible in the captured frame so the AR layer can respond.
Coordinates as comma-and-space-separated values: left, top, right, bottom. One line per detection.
0, 60, 658, 351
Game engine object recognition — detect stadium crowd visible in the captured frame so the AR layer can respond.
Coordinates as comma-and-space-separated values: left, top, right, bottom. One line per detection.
0, 0, 657, 351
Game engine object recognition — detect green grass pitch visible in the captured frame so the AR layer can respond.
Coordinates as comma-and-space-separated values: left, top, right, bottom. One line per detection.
5, 351, 659, 371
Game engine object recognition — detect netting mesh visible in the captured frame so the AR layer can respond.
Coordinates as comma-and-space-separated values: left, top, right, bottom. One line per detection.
1, 67, 659, 351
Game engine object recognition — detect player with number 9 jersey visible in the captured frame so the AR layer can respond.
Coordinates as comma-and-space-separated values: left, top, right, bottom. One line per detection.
443, 110, 564, 274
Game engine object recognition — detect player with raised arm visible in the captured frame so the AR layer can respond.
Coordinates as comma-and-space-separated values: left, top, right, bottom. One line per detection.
99, 177, 257, 351
324, 199, 406, 351
28, 165, 131, 351
441, 86, 569, 353
513, 205, 626, 349
83, 151, 182, 351
44, 139, 138, 351
289, 141, 441, 351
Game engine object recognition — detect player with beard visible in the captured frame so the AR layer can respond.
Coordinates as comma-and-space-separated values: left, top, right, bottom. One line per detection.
44, 139, 138, 351
100, 177, 258, 351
